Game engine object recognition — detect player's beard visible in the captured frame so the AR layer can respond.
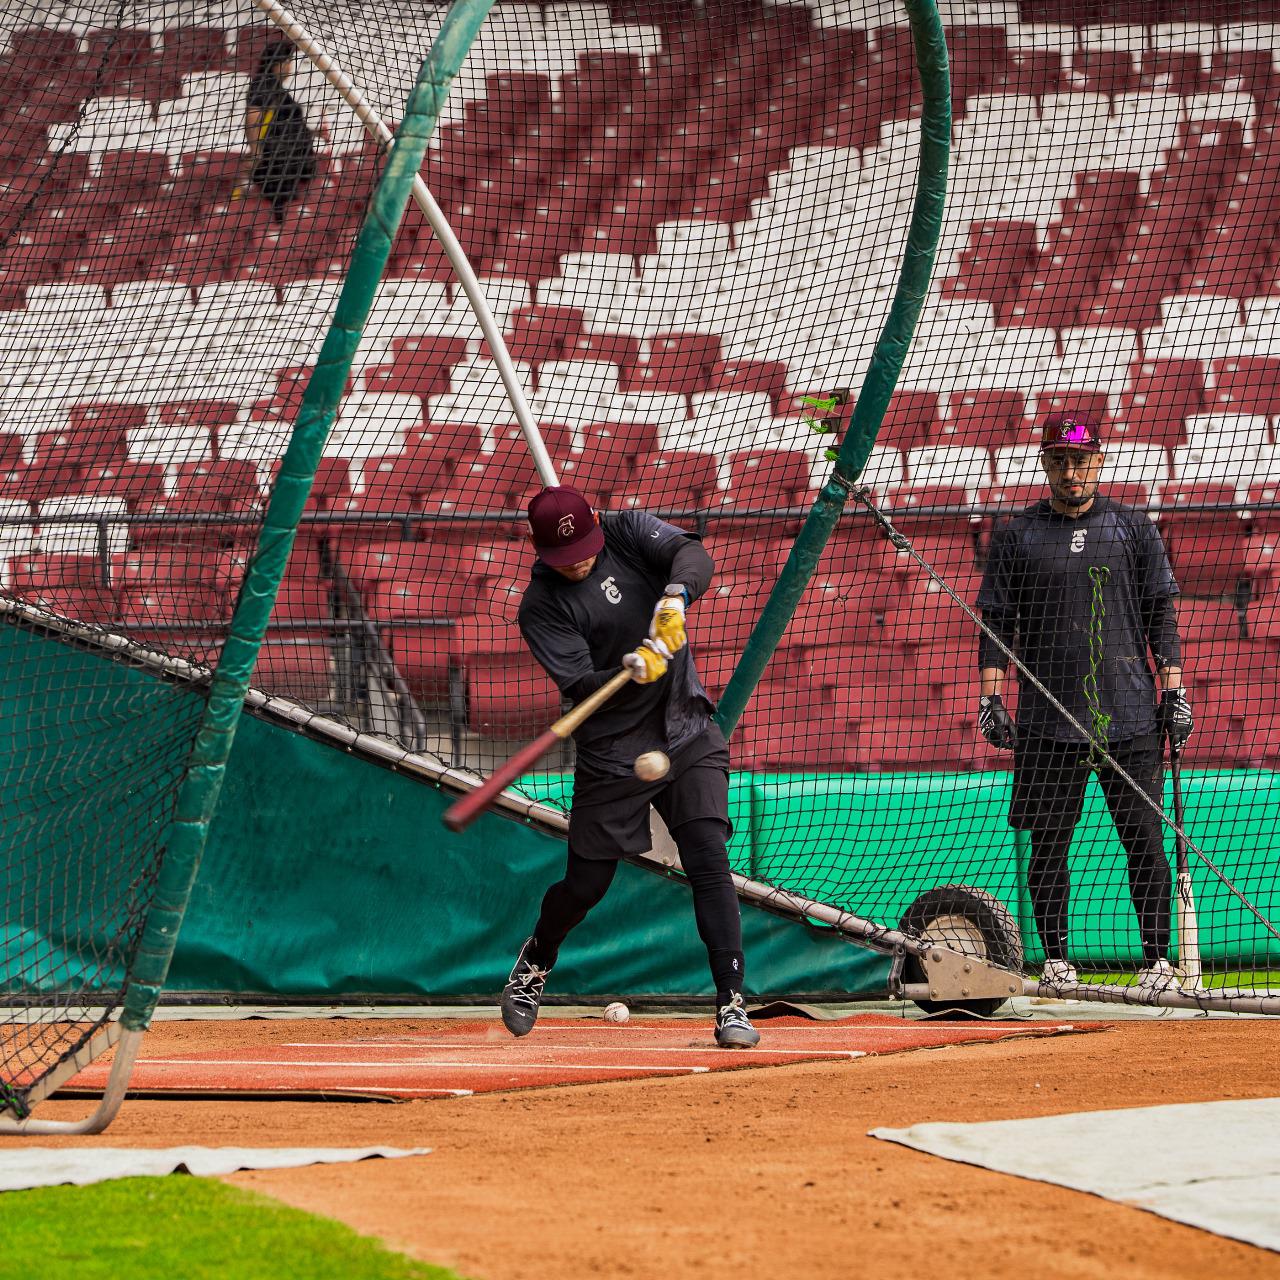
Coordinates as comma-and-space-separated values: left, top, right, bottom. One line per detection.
1053, 476, 1099, 508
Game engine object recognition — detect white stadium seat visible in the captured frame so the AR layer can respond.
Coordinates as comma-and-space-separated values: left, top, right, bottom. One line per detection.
907, 446, 994, 497
37, 496, 130, 559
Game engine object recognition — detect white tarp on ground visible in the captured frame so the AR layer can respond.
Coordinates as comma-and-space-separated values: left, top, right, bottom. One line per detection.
872, 1098, 1280, 1253
0, 1146, 429, 1192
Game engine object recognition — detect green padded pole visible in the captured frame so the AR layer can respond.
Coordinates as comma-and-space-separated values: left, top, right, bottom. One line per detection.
120, 0, 497, 1030
716, 0, 950, 737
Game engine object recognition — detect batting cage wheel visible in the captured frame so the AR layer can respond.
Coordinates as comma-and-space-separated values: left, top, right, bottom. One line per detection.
899, 886, 1024, 1018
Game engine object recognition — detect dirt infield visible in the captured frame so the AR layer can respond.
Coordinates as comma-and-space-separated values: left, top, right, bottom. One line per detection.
11, 1014, 1280, 1279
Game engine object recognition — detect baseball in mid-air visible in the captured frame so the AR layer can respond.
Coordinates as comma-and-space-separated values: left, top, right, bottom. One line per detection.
633, 750, 671, 781
604, 1001, 630, 1024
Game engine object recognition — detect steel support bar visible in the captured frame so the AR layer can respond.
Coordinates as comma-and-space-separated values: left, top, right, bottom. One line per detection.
252, 0, 557, 486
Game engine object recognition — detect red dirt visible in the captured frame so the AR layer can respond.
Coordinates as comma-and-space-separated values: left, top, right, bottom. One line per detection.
63, 1014, 1091, 1099
9, 1015, 1280, 1280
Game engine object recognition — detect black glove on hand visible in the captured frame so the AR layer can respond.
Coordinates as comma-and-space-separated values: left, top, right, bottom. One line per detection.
1158, 688, 1194, 752
978, 694, 1015, 750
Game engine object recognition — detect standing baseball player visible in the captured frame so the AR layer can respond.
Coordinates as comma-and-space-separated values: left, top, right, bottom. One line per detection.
976, 414, 1194, 997
500, 485, 759, 1048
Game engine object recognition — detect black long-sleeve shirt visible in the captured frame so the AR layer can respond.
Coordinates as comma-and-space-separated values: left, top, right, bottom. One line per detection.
518, 511, 716, 774
977, 496, 1181, 743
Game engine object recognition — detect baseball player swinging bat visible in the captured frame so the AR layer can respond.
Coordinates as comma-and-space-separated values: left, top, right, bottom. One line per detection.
442, 668, 633, 833
1167, 735, 1201, 987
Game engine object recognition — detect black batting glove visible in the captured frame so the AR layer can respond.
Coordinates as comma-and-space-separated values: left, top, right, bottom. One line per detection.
1158, 688, 1193, 752
978, 694, 1016, 750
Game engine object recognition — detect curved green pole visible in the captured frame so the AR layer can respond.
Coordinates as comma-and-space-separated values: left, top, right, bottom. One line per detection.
120, 0, 497, 1030
715, 0, 950, 737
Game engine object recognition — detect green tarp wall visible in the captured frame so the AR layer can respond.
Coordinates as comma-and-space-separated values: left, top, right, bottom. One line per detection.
3, 626, 1277, 997
0, 625, 883, 999
179, 704, 885, 999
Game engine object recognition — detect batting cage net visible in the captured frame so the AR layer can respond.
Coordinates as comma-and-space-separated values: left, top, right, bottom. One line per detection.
1, 0, 1279, 1121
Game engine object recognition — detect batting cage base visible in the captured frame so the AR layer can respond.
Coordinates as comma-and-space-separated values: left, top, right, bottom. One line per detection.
0, 1028, 141, 1135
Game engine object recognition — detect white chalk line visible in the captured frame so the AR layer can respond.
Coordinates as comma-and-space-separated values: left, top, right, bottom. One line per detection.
281, 1042, 871, 1059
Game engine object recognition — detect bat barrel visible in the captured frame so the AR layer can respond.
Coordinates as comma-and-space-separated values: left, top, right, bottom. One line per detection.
441, 668, 634, 834
442, 728, 560, 832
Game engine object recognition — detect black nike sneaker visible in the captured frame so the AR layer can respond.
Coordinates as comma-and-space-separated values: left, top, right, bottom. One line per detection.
714, 993, 760, 1049
500, 938, 551, 1037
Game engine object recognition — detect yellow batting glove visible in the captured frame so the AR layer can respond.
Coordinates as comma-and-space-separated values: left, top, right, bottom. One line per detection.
650, 591, 687, 654
622, 639, 669, 684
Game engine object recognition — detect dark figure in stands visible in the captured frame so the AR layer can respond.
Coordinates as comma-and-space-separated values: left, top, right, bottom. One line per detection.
242, 39, 316, 221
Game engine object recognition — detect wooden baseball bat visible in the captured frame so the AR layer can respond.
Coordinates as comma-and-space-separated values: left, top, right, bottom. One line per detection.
1167, 737, 1201, 986
442, 668, 633, 833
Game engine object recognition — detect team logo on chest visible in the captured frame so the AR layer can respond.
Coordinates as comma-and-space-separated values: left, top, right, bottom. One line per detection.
1070, 528, 1088, 554
600, 575, 622, 604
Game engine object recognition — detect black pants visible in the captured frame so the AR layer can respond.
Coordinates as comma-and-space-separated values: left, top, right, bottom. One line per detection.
527, 816, 745, 1001
1012, 734, 1171, 965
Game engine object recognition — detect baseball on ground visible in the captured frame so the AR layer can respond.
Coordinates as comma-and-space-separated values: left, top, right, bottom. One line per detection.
604, 1001, 630, 1024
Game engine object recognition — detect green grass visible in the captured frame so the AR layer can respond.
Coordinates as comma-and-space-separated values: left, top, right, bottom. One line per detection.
0, 1176, 466, 1280
1073, 969, 1278, 991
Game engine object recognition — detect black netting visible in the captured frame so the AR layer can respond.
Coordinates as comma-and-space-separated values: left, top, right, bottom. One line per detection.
2, 0, 1278, 1110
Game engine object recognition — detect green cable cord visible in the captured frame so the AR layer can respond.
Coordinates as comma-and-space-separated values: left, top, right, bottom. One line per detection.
1084, 565, 1112, 770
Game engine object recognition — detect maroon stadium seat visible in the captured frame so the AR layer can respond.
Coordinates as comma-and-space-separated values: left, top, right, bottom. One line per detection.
1159, 482, 1251, 597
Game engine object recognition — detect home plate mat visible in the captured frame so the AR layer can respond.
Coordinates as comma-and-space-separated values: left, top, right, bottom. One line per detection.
62, 1015, 1098, 1101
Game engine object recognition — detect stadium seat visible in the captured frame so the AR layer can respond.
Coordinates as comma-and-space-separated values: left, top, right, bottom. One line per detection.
708, 358, 789, 410
1109, 359, 1205, 448
407, 422, 486, 471
620, 333, 719, 400
414, 468, 539, 543
940, 389, 1027, 449
8, 552, 117, 624
362, 335, 470, 400
693, 576, 769, 652
874, 389, 940, 451
734, 687, 860, 772
880, 485, 977, 577
882, 571, 983, 650
1209, 358, 1280, 421
465, 648, 566, 736
119, 584, 229, 647
1176, 600, 1243, 643
905, 446, 993, 498
611, 451, 719, 512
253, 638, 335, 703
1158, 482, 1251, 598
582, 419, 659, 466
168, 459, 260, 511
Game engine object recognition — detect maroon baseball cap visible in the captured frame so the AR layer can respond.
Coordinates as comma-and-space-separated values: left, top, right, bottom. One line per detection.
1041, 411, 1102, 452
527, 485, 605, 566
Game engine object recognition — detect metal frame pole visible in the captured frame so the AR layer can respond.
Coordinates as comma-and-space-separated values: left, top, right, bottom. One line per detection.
251, 0, 559, 487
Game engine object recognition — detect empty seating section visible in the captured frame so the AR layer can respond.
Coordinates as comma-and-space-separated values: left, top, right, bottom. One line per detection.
0, 5, 1278, 766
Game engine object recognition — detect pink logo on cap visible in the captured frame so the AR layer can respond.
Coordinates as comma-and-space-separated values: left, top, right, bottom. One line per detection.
1041, 412, 1101, 452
